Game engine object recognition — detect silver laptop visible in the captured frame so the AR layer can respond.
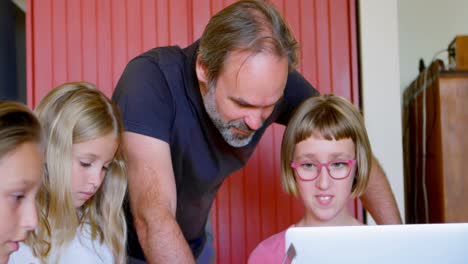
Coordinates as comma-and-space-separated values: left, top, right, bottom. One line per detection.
285, 223, 468, 264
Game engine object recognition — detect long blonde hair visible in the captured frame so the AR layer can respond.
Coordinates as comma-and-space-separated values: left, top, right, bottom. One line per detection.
28, 82, 127, 264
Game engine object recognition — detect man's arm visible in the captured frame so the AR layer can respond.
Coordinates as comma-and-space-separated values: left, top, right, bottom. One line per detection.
123, 132, 196, 264
360, 156, 402, 224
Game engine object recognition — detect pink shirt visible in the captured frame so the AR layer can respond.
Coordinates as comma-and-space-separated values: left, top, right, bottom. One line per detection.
248, 229, 288, 264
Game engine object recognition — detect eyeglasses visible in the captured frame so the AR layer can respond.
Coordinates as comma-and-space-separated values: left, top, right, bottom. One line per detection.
290, 159, 356, 181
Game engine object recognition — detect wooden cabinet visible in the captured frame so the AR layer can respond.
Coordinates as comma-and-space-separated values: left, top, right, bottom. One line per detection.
403, 61, 468, 223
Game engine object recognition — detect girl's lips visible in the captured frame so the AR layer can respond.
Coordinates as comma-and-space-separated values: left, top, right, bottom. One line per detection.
80, 191, 94, 199
315, 195, 334, 206
7, 241, 20, 253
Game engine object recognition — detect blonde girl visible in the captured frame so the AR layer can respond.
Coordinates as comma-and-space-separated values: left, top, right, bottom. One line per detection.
9, 82, 127, 264
0, 102, 43, 264
249, 94, 373, 263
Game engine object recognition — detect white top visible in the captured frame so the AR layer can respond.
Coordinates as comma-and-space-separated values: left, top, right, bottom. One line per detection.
8, 224, 114, 264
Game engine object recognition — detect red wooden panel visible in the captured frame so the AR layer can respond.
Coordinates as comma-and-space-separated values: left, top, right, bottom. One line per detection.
273, 125, 292, 229
270, 0, 283, 12
211, 0, 226, 14
169, 1, 190, 46
315, 0, 332, 93
67, 0, 83, 81
300, 0, 318, 89
330, 0, 351, 98
156, 0, 169, 46
258, 129, 277, 238
51, 0, 67, 86
31, 0, 53, 104
111, 0, 128, 90
215, 176, 231, 263
82, 0, 98, 86
26, 0, 34, 106
127, 0, 143, 60
229, 173, 246, 264
192, 0, 211, 38
141, 0, 157, 51
349, 0, 360, 105
243, 150, 261, 254
96, 0, 113, 95
284, 0, 301, 70
209, 1, 362, 263
27, 1, 360, 263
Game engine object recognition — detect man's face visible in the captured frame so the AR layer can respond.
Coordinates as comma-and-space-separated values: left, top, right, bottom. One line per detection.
198, 51, 289, 147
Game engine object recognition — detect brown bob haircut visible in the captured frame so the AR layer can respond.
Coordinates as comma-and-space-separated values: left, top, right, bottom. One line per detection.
280, 95, 372, 197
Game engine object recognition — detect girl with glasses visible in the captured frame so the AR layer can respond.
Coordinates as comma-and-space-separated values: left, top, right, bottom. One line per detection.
0, 102, 43, 264
8, 83, 127, 264
249, 94, 372, 263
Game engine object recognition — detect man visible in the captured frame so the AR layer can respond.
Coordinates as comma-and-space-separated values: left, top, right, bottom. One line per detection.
112, 1, 401, 263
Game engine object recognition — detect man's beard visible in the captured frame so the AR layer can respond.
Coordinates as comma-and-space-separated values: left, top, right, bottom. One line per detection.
202, 83, 259, 148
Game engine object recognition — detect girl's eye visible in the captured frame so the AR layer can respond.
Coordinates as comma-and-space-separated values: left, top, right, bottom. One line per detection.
80, 161, 92, 167
103, 161, 114, 172
330, 162, 348, 169
301, 163, 317, 169
11, 193, 25, 203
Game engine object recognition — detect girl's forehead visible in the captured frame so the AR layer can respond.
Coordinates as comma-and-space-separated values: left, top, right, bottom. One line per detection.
293, 137, 355, 155
0, 142, 43, 190
73, 133, 118, 159
297, 132, 353, 143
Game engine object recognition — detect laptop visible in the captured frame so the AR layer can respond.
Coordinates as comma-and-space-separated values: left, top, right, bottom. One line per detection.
284, 223, 468, 264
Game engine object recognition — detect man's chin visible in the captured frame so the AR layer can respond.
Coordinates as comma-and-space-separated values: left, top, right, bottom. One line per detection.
222, 132, 255, 148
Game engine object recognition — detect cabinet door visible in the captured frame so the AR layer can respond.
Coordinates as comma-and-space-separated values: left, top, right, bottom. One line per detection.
27, 0, 360, 263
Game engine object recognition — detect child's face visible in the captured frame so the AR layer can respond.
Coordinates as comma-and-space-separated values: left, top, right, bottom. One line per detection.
0, 142, 42, 263
71, 133, 118, 208
292, 136, 356, 225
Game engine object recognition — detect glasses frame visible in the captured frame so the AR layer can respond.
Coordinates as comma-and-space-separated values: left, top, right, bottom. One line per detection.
290, 159, 356, 181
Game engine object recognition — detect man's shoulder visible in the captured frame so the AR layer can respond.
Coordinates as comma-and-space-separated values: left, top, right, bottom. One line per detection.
137, 45, 186, 66
119, 44, 191, 91
135, 41, 199, 68
285, 70, 318, 95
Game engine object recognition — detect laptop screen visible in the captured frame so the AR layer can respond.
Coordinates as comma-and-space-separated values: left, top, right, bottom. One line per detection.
285, 223, 468, 264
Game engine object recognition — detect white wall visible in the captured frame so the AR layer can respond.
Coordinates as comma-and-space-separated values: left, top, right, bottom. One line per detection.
398, 0, 468, 92
359, 0, 468, 224
359, 0, 405, 224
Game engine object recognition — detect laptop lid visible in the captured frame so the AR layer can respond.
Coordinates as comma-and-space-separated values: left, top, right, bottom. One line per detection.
285, 223, 468, 264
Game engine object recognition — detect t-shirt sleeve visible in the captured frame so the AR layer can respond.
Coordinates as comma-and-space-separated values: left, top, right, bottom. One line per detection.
112, 56, 174, 143
248, 230, 287, 264
248, 242, 278, 264
275, 70, 320, 125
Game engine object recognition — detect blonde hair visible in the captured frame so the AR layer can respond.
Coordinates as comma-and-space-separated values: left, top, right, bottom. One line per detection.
281, 95, 372, 198
28, 82, 127, 264
0, 101, 42, 160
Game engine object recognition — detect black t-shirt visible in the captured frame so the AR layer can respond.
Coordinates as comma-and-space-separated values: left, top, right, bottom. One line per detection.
112, 41, 318, 259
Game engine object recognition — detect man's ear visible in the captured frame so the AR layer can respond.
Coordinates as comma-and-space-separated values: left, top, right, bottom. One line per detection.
195, 54, 208, 84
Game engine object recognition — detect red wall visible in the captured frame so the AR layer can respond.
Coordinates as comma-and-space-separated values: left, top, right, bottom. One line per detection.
27, 0, 360, 263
